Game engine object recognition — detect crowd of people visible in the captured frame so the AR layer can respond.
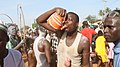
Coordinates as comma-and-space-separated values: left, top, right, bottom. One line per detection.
0, 7, 120, 67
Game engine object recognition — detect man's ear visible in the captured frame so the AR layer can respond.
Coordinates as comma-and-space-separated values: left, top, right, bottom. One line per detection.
6, 35, 9, 42
76, 22, 79, 26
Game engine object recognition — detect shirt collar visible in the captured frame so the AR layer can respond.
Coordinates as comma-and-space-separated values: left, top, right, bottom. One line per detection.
114, 42, 120, 54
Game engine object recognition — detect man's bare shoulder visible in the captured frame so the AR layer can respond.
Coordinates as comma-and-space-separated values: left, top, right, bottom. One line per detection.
28, 50, 34, 55
38, 38, 49, 46
42, 39, 51, 47
78, 34, 90, 53
80, 34, 89, 44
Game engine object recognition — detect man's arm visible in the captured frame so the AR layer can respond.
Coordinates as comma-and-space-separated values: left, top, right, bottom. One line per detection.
78, 35, 90, 67
28, 50, 37, 67
14, 39, 26, 50
36, 7, 66, 33
43, 39, 51, 64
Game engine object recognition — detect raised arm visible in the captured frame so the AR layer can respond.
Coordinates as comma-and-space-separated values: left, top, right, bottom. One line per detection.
36, 7, 66, 33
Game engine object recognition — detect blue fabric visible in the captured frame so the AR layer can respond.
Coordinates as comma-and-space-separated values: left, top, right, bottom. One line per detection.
113, 42, 120, 67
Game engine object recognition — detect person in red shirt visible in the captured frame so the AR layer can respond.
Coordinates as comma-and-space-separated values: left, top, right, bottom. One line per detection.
80, 21, 96, 44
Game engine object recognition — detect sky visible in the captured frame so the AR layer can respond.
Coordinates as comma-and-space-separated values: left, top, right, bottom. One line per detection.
0, 0, 120, 28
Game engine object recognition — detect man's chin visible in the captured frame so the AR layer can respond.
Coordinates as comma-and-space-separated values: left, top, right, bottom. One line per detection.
106, 39, 114, 42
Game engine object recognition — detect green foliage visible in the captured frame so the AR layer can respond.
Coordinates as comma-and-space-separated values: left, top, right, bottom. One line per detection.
85, 15, 98, 23
99, 10, 104, 17
115, 8, 120, 10
99, 7, 111, 16
32, 22, 38, 29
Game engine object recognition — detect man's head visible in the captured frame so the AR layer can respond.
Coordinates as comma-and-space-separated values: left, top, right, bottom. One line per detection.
82, 21, 89, 28
38, 25, 47, 37
8, 24, 18, 36
0, 24, 9, 53
98, 30, 103, 36
64, 12, 79, 33
103, 10, 120, 44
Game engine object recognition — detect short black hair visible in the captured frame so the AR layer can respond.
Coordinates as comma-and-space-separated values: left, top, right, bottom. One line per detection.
0, 24, 9, 42
106, 10, 120, 18
114, 10, 120, 14
67, 12, 79, 23
98, 30, 103, 36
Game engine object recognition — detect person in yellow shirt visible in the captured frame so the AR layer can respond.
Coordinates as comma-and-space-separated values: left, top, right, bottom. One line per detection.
95, 30, 109, 67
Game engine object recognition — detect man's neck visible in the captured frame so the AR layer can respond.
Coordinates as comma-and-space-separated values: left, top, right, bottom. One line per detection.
114, 40, 120, 46
67, 31, 78, 39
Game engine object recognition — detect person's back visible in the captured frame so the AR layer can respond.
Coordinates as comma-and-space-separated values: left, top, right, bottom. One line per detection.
95, 36, 106, 54
33, 26, 51, 67
95, 30, 105, 53
95, 30, 108, 67
28, 47, 37, 67
4, 49, 25, 67
33, 37, 50, 67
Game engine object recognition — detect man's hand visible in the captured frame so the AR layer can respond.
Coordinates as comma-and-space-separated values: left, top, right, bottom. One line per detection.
65, 58, 71, 67
55, 7, 66, 17
19, 39, 26, 44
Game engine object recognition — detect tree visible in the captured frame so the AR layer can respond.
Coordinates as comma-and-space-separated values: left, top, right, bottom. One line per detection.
99, 10, 104, 17
105, 7, 111, 13
85, 15, 98, 24
115, 8, 120, 10
99, 7, 111, 17
32, 23, 38, 29
32, 19, 38, 29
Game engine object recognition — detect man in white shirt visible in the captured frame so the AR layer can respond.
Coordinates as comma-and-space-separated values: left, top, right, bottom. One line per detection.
33, 26, 51, 67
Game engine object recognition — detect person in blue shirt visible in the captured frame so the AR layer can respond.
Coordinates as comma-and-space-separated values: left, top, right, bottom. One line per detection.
103, 10, 120, 67
0, 24, 25, 67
